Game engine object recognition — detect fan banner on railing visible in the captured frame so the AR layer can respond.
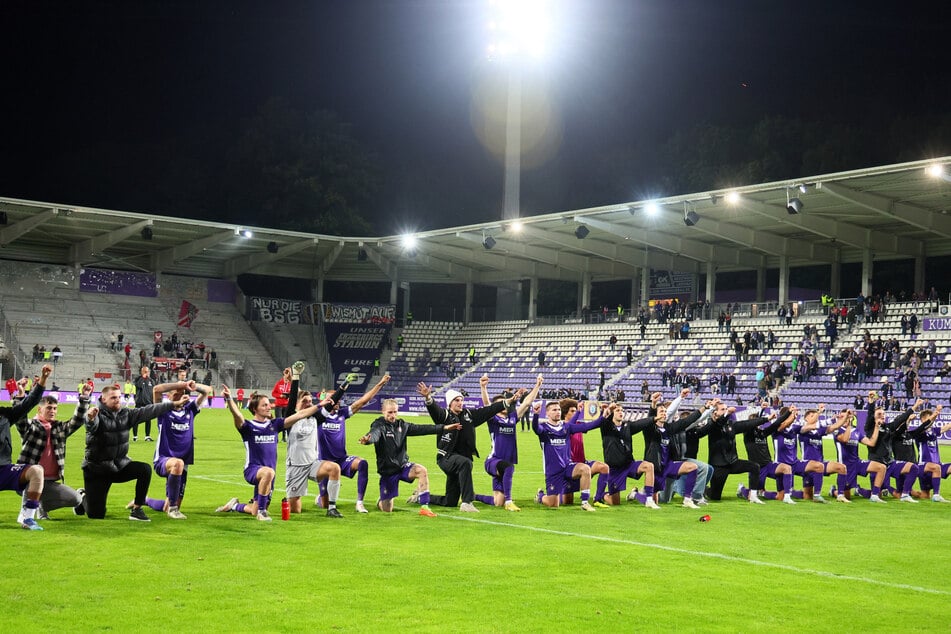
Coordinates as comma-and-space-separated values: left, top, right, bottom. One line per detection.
80, 267, 157, 297
649, 269, 696, 301
324, 323, 392, 389
247, 296, 309, 324
177, 300, 199, 328
313, 303, 396, 324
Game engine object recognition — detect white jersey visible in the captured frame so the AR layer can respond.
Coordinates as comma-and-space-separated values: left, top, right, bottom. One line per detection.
286, 416, 320, 466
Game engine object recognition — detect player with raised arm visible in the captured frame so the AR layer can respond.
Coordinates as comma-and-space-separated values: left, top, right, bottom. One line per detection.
628, 394, 705, 509
797, 404, 849, 503
136, 379, 211, 519
738, 405, 796, 503
313, 372, 391, 514
770, 404, 828, 502
831, 406, 887, 502
474, 374, 543, 511
533, 400, 610, 511
864, 394, 920, 503
598, 400, 659, 509
913, 405, 951, 502
16, 375, 91, 521
3, 364, 51, 529
282, 366, 363, 517
358, 399, 460, 516
215, 385, 330, 521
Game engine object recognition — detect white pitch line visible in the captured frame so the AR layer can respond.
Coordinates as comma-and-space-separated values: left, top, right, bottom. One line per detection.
443, 515, 951, 597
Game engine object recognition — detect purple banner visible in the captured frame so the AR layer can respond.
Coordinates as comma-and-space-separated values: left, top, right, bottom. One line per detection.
923, 317, 951, 331
80, 268, 157, 297
325, 323, 392, 390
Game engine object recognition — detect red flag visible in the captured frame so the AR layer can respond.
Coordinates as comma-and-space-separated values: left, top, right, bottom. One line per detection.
177, 300, 199, 328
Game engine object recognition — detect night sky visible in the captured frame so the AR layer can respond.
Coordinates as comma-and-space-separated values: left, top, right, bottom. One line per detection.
3, 1, 950, 235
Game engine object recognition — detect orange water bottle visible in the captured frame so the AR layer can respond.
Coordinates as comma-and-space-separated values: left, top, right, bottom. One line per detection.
281, 497, 290, 520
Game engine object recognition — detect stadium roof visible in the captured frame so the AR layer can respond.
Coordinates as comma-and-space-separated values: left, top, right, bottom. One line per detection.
1, 156, 950, 287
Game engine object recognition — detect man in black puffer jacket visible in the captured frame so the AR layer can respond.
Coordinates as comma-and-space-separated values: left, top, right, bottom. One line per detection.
83, 384, 186, 520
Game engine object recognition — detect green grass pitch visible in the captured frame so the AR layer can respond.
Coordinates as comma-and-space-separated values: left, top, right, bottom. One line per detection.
1, 404, 949, 632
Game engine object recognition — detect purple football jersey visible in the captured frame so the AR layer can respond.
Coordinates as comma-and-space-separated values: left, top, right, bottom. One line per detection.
239, 418, 284, 469
917, 425, 942, 464
317, 405, 350, 463
487, 409, 519, 464
798, 425, 830, 462
835, 427, 864, 465
773, 423, 802, 464
154, 402, 199, 465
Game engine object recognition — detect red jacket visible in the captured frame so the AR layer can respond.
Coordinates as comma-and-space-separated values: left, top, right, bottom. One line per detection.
272, 378, 290, 408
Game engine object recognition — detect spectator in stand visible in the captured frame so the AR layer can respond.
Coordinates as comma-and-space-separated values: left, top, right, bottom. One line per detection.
626, 344, 633, 365
608, 334, 617, 351
132, 366, 157, 442
537, 350, 546, 367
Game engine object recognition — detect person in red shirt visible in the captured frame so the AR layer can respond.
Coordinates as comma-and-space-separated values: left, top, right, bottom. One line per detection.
4, 377, 17, 397
272, 368, 292, 440
236, 388, 245, 409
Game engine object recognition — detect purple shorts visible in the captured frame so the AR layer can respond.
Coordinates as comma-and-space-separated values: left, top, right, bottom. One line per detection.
845, 460, 871, 488
545, 463, 582, 496
607, 461, 644, 494
338, 455, 360, 479
790, 460, 812, 477
660, 461, 686, 482
564, 460, 597, 494
0, 464, 27, 493
379, 463, 417, 501
918, 462, 951, 490
758, 463, 784, 489
154, 456, 176, 478
243, 464, 272, 485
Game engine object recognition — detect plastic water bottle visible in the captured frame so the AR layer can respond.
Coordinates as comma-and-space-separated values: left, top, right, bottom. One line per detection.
281, 497, 290, 521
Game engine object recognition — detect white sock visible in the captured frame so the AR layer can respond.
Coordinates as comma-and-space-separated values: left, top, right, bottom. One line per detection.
327, 479, 341, 508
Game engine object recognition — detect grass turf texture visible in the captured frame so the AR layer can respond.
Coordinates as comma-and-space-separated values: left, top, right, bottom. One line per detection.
1, 404, 950, 632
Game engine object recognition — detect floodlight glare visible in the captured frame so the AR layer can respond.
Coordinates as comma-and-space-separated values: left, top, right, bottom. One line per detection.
798, 183, 808, 194
644, 202, 660, 217
402, 234, 418, 250
927, 164, 945, 178
486, 0, 552, 61
234, 227, 253, 238
510, 220, 523, 232
725, 191, 740, 205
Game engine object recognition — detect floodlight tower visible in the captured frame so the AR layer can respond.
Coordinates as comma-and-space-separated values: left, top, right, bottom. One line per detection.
486, 0, 552, 221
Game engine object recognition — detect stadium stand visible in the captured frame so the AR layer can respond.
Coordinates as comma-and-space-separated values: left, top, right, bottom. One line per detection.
383, 304, 949, 416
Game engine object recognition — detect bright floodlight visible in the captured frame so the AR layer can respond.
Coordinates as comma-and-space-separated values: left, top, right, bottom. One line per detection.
235, 227, 253, 238
486, 0, 552, 61
927, 164, 945, 178
725, 191, 741, 205
402, 234, 417, 250
510, 220, 523, 232
644, 202, 660, 217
